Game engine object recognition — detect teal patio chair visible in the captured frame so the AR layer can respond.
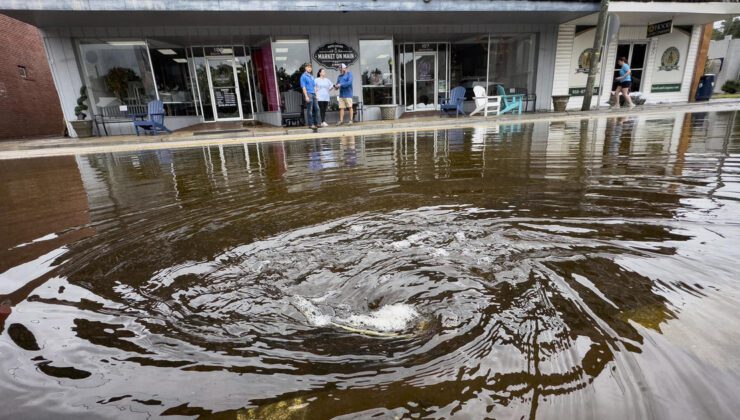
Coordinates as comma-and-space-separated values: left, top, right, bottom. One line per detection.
495, 85, 524, 115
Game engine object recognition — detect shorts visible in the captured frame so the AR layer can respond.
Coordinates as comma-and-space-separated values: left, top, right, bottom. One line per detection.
619, 80, 632, 89
338, 97, 353, 109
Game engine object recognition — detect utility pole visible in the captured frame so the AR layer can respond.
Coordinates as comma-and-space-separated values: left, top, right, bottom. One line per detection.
582, 0, 610, 111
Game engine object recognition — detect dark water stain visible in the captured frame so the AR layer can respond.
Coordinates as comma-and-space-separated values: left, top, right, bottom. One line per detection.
1, 111, 739, 419
36, 360, 91, 380
7, 323, 40, 351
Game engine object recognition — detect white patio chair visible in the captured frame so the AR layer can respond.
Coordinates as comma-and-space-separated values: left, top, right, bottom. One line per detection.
470, 86, 501, 117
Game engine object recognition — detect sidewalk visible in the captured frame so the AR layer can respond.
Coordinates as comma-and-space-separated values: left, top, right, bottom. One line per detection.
2, 100, 739, 160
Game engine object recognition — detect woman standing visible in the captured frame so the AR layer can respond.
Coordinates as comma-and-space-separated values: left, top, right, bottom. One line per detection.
315, 68, 333, 127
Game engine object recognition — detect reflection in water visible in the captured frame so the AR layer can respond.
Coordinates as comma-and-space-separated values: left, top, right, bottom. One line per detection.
1, 111, 739, 419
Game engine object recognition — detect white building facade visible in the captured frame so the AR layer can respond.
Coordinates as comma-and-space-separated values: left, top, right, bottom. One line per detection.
1, 0, 738, 135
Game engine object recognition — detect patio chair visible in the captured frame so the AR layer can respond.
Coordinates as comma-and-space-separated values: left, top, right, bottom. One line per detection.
440, 86, 466, 117
496, 85, 524, 115
281, 90, 304, 127
133, 100, 171, 135
470, 86, 501, 117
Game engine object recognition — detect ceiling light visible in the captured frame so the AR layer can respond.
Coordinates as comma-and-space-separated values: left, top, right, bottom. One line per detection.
275, 56, 287, 61
158, 49, 177, 55
275, 48, 289, 53
376, 54, 389, 59
173, 58, 188, 63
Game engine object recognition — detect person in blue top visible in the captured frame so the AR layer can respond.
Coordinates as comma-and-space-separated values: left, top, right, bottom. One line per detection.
334, 63, 354, 125
611, 56, 635, 109
300, 62, 320, 131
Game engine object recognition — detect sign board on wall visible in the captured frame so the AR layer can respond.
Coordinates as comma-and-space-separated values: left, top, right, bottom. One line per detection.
568, 26, 601, 96
650, 27, 690, 93
313, 42, 358, 68
647, 20, 673, 38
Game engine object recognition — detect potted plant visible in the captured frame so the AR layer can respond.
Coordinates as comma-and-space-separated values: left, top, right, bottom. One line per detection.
552, 95, 570, 112
69, 85, 93, 138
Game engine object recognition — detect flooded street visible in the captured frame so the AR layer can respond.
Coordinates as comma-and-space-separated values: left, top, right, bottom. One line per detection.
1, 111, 739, 419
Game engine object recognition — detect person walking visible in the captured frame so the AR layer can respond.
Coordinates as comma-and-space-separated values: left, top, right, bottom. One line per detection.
300, 62, 320, 132
315, 68, 333, 127
612, 57, 635, 109
335, 63, 354, 125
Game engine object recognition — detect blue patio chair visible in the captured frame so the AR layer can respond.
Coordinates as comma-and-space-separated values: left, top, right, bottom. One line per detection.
440, 86, 466, 117
495, 85, 524, 115
133, 100, 171, 135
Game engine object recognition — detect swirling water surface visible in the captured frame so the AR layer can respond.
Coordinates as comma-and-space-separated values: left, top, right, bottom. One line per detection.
1, 112, 740, 419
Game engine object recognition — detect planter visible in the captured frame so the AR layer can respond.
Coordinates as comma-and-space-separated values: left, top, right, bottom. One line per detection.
70, 120, 93, 138
379, 104, 398, 121
552, 95, 570, 112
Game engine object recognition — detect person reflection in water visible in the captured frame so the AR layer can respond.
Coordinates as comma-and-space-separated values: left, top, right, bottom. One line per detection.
340, 135, 357, 167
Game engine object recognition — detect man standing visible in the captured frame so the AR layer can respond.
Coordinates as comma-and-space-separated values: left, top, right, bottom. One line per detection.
335, 63, 354, 125
611, 57, 635, 109
300, 62, 320, 131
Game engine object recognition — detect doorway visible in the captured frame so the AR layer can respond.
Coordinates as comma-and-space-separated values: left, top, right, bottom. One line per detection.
397, 43, 450, 112
414, 51, 437, 110
614, 43, 647, 92
206, 56, 244, 121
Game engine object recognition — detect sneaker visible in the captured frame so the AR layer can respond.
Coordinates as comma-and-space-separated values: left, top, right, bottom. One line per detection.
336, 121, 344, 126
348, 121, 353, 126
321, 122, 328, 127
628, 104, 636, 109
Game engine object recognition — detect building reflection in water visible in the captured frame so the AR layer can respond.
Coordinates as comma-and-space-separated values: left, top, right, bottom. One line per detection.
0, 111, 738, 418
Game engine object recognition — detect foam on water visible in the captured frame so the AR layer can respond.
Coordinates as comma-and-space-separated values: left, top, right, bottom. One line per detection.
291, 296, 419, 334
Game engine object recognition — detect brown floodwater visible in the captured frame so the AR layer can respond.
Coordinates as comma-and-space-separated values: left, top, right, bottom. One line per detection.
1, 111, 739, 419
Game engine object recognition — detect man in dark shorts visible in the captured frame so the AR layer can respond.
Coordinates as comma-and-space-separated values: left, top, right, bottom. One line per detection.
611, 56, 635, 109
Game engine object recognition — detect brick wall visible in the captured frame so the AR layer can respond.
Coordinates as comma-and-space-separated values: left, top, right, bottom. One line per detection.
0, 14, 64, 140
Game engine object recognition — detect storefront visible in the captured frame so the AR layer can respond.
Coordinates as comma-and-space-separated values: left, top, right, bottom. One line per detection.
1, 1, 736, 136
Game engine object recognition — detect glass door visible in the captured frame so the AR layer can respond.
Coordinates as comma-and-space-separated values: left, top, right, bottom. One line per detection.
206, 56, 243, 120
414, 52, 437, 110
614, 43, 647, 92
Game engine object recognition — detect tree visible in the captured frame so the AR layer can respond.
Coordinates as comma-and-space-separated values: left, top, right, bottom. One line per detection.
713, 17, 740, 41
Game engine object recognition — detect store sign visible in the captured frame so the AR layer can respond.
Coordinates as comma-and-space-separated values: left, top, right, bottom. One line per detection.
205, 46, 234, 56
659, 47, 680, 71
313, 42, 358, 68
647, 20, 673, 38
569, 86, 600, 96
576, 48, 595, 74
651, 83, 681, 93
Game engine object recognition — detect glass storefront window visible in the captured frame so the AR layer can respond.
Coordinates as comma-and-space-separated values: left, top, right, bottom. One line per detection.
450, 37, 489, 100
488, 34, 536, 96
190, 47, 214, 121
235, 48, 256, 118
78, 40, 157, 113
273, 39, 310, 115
148, 41, 198, 116
360, 40, 394, 106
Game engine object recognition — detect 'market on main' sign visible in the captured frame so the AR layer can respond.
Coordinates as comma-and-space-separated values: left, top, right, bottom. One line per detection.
313, 42, 358, 68
647, 20, 673, 38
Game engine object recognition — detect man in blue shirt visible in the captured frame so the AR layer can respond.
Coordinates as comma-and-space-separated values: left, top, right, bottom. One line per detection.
611, 56, 635, 109
334, 63, 354, 125
300, 62, 320, 131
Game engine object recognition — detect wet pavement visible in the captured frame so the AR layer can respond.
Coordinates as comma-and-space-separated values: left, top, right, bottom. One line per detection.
1, 111, 739, 419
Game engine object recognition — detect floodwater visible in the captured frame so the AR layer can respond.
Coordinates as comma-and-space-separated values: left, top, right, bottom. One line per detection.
1, 111, 739, 419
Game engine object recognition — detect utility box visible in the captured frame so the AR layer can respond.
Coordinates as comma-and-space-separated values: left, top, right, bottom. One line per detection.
695, 74, 716, 101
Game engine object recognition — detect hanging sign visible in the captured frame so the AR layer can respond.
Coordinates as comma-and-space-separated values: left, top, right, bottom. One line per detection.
647, 20, 673, 38
313, 42, 358, 68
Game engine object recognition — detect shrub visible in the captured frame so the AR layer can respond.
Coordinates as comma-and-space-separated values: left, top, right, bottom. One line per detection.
721, 80, 740, 94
